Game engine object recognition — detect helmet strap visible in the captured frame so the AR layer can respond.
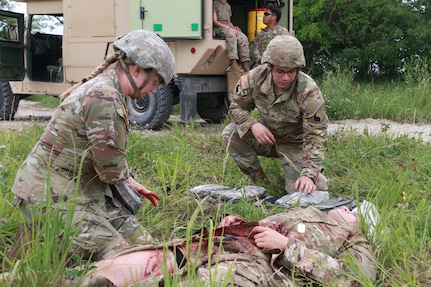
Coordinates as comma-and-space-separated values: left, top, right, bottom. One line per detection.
118, 59, 156, 100
293, 68, 300, 82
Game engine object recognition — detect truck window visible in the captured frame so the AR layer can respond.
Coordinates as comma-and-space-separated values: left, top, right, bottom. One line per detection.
31, 14, 63, 35
28, 14, 64, 82
0, 16, 19, 41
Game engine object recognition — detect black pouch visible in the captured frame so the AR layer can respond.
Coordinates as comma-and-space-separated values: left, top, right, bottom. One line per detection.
109, 182, 143, 215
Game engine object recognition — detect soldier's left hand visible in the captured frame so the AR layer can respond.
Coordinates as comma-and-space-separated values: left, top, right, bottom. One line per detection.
138, 189, 161, 207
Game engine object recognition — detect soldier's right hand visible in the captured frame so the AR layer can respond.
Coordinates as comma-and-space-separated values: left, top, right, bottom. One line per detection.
138, 188, 161, 207
295, 176, 316, 194
251, 122, 276, 145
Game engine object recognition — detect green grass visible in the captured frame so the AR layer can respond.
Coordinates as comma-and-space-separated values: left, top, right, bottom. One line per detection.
1, 68, 431, 285
321, 61, 431, 123
1, 121, 430, 286
24, 95, 60, 109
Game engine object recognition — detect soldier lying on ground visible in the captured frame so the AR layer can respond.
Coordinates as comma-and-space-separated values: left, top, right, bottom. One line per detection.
73, 205, 377, 287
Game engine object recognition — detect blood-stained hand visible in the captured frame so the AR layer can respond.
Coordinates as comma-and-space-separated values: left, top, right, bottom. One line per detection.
137, 188, 161, 207
218, 215, 243, 228
125, 176, 161, 207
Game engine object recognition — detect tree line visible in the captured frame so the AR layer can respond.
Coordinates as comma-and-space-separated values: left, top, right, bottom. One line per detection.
293, 0, 431, 80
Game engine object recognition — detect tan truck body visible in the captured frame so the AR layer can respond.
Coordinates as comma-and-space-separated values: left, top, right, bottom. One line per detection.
0, 0, 292, 128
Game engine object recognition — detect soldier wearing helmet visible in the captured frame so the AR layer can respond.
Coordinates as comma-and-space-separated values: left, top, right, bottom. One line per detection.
8, 30, 175, 263
222, 35, 330, 195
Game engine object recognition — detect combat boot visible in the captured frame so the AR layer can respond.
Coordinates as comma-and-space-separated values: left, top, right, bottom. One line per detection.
250, 168, 270, 185
242, 61, 250, 72
229, 59, 243, 73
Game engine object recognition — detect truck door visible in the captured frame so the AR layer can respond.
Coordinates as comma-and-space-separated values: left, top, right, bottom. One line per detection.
0, 10, 24, 81
131, 0, 203, 39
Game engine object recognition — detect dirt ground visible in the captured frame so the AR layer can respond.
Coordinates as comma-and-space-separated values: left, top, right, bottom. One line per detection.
2, 100, 431, 143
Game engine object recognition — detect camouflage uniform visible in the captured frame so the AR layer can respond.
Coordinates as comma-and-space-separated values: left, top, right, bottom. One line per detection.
11, 69, 153, 261
251, 25, 290, 64
260, 206, 377, 286
172, 206, 375, 286
213, 0, 250, 62
77, 206, 376, 287
222, 36, 329, 193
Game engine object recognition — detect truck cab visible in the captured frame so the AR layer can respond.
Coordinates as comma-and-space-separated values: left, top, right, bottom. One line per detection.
0, 0, 292, 129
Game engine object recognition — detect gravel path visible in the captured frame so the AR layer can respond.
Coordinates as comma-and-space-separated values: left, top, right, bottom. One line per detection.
328, 118, 431, 143
2, 100, 431, 143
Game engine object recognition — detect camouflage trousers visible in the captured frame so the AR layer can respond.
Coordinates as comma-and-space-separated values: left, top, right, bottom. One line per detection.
283, 238, 377, 286
16, 195, 153, 262
222, 123, 329, 194
214, 27, 250, 62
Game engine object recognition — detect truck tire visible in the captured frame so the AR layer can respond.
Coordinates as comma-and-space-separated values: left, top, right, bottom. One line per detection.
127, 84, 174, 130
197, 92, 228, 123
0, 81, 20, 121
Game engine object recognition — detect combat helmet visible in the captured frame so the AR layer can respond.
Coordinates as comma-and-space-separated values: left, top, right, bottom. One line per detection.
113, 30, 175, 84
261, 35, 305, 68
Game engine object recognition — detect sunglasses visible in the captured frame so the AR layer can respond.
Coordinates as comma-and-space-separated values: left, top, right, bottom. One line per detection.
263, 12, 272, 16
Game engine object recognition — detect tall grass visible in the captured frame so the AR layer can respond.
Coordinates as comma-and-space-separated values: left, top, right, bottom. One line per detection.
322, 61, 431, 123
0, 68, 430, 285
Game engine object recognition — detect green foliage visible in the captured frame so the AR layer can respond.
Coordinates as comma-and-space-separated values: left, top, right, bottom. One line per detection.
0, 0, 15, 11
0, 122, 429, 285
25, 95, 60, 109
320, 64, 431, 122
403, 55, 431, 85
294, 0, 431, 79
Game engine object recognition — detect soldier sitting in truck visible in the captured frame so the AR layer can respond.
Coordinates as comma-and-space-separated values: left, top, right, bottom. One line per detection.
213, 0, 251, 73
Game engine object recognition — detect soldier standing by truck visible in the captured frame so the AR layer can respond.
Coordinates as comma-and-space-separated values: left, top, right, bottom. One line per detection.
8, 30, 174, 263
222, 35, 330, 195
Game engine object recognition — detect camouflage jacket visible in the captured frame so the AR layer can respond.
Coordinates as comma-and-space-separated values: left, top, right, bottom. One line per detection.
228, 64, 328, 179
12, 69, 130, 205
252, 25, 290, 64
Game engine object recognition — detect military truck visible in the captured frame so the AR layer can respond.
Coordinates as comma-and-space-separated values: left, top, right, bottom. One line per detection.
0, 0, 292, 129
